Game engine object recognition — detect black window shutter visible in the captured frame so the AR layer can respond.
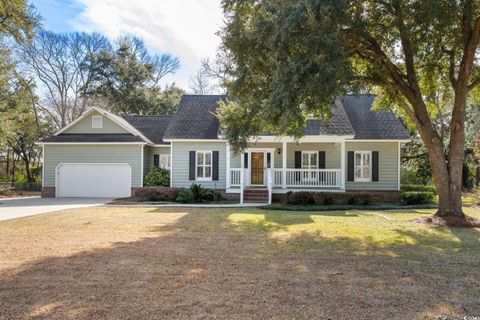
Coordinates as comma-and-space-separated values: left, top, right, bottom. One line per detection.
372, 151, 379, 182
153, 154, 159, 167
244, 153, 248, 169
295, 151, 302, 168
212, 151, 219, 181
347, 151, 354, 181
189, 151, 196, 181
318, 151, 326, 169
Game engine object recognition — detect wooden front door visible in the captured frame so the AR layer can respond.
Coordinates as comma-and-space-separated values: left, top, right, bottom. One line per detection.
250, 152, 264, 185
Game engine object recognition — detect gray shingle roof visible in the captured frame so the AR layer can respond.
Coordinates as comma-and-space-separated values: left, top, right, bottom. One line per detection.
124, 115, 172, 145
41, 134, 145, 143
302, 99, 354, 136
342, 95, 410, 140
163, 95, 227, 140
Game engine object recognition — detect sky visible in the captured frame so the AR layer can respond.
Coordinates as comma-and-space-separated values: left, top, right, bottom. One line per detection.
32, 0, 224, 90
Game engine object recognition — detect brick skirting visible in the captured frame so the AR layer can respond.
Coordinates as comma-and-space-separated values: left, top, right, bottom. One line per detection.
41, 187, 56, 198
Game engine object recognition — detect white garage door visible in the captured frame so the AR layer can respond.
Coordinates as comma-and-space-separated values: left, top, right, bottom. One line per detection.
57, 163, 132, 198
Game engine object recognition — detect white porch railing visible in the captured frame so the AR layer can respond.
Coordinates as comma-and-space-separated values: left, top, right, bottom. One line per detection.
231, 168, 342, 188
285, 169, 341, 188
230, 168, 242, 186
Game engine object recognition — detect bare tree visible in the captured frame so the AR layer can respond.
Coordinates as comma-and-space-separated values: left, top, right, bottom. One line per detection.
189, 69, 211, 95
200, 49, 233, 94
19, 30, 111, 129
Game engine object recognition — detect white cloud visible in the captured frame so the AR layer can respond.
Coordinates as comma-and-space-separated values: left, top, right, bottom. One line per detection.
70, 0, 224, 90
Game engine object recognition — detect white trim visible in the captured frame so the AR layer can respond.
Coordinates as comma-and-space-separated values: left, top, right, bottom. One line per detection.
282, 142, 287, 189
140, 145, 144, 187
91, 115, 103, 129
37, 142, 147, 145
55, 163, 133, 197
41, 144, 45, 187
164, 139, 227, 142
195, 150, 213, 181
346, 139, 410, 143
152, 144, 171, 148
397, 141, 401, 191
340, 140, 345, 190
170, 142, 174, 187
248, 135, 354, 143
226, 141, 231, 188
245, 148, 275, 187
53, 106, 153, 144
354, 151, 372, 182
225, 188, 346, 194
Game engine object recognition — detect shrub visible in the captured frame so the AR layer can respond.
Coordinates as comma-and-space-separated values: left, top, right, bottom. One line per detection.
176, 188, 194, 203
323, 196, 334, 205
284, 191, 293, 204
144, 167, 170, 187
400, 191, 435, 205
401, 184, 437, 195
289, 192, 315, 205
134, 187, 180, 201
175, 184, 219, 203
347, 195, 357, 205
361, 194, 372, 205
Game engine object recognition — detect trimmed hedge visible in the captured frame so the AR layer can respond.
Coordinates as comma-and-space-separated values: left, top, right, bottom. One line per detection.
134, 187, 181, 201
400, 191, 435, 205
144, 167, 170, 187
284, 191, 375, 205
401, 184, 437, 195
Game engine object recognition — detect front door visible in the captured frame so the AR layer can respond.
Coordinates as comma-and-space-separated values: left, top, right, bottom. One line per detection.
250, 152, 264, 185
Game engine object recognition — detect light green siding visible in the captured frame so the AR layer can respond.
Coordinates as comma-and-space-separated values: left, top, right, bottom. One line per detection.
230, 142, 341, 169
172, 141, 226, 189
64, 110, 129, 134
43, 144, 143, 187
345, 141, 399, 191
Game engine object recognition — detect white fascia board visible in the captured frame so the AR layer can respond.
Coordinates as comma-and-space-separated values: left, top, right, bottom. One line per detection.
53, 106, 153, 144
345, 139, 410, 143
37, 142, 147, 145
163, 139, 227, 142
247, 135, 354, 143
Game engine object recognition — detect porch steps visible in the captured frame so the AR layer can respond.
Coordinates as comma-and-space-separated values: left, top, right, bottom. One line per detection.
243, 188, 269, 203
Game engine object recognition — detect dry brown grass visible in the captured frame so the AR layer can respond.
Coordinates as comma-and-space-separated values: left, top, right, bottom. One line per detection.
0, 206, 479, 320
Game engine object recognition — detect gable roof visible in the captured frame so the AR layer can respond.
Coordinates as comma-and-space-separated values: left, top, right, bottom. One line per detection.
301, 98, 354, 136
41, 133, 146, 143
124, 115, 172, 145
54, 107, 153, 144
163, 95, 227, 140
342, 95, 410, 140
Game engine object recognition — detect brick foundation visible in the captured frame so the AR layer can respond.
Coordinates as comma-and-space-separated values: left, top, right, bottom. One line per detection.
41, 187, 56, 198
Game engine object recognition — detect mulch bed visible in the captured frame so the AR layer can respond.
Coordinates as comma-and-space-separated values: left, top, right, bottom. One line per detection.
415, 215, 480, 227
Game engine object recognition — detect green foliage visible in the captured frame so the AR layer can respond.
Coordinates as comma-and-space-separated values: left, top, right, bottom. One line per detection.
144, 167, 170, 187
400, 191, 435, 205
0, 0, 38, 43
175, 184, 218, 203
85, 35, 181, 116
401, 184, 437, 195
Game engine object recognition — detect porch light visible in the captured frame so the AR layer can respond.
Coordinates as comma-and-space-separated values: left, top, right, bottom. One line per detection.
277, 148, 281, 155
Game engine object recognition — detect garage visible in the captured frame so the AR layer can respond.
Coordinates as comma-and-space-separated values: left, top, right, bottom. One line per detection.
56, 163, 132, 198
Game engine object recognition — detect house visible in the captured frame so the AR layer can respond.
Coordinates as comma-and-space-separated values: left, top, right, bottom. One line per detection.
38, 94, 409, 203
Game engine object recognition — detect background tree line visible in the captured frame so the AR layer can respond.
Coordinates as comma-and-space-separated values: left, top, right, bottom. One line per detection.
0, 0, 184, 184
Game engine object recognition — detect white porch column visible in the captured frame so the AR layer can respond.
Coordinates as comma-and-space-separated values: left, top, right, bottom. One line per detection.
240, 151, 245, 204
226, 142, 231, 188
282, 141, 287, 189
340, 140, 346, 190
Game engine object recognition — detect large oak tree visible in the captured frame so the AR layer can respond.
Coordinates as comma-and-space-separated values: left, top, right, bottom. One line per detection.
218, 0, 480, 220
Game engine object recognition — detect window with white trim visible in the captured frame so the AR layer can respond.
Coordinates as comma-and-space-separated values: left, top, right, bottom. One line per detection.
196, 151, 212, 180
354, 151, 371, 182
159, 154, 170, 169
302, 151, 318, 169
92, 116, 103, 128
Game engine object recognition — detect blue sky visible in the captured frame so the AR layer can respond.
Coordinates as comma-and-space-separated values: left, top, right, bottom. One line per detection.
31, 0, 224, 90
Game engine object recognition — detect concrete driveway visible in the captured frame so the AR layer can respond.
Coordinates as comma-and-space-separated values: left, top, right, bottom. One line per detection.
0, 197, 111, 222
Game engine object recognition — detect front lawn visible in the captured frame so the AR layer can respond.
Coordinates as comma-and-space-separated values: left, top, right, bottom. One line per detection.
0, 206, 479, 319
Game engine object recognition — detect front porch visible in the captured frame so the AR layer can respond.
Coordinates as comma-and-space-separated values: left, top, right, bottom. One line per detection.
225, 139, 347, 203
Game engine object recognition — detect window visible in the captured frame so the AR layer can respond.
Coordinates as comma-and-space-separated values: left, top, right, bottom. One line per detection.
302, 151, 318, 169
196, 151, 212, 180
354, 151, 371, 182
92, 116, 103, 128
159, 155, 170, 169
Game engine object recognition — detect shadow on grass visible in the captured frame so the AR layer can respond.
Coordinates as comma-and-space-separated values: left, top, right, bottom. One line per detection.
0, 207, 478, 319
